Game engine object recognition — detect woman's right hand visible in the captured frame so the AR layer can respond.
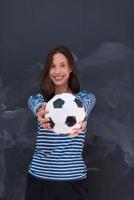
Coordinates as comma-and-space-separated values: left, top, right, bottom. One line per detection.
37, 104, 52, 130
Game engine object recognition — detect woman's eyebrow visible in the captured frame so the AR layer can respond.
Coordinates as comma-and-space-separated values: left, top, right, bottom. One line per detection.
51, 61, 67, 65
60, 61, 67, 64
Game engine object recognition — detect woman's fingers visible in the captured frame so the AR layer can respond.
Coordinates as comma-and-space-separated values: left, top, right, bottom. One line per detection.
38, 117, 52, 130
80, 121, 87, 130
38, 115, 49, 123
68, 121, 87, 137
37, 105, 48, 116
37, 105, 52, 130
41, 122, 52, 130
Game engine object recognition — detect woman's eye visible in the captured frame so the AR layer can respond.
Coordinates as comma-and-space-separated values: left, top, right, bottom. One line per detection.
61, 64, 66, 67
50, 64, 55, 68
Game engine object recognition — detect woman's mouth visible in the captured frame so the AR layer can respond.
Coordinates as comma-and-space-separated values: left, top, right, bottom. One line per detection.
53, 75, 64, 81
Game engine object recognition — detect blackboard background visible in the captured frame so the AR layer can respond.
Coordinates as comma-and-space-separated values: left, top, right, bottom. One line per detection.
0, 0, 134, 199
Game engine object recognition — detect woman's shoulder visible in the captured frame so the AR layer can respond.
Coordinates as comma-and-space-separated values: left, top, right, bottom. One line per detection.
76, 89, 96, 98
76, 90, 96, 105
28, 93, 44, 99
27, 93, 44, 103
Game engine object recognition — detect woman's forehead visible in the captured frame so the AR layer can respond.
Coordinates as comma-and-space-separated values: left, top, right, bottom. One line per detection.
52, 53, 68, 63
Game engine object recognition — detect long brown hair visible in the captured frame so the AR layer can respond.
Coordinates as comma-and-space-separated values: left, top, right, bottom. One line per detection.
39, 46, 80, 102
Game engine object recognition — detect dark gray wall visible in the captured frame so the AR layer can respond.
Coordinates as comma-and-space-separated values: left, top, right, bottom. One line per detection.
0, 0, 134, 200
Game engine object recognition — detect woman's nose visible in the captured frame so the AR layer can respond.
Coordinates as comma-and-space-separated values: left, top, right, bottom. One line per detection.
54, 66, 61, 74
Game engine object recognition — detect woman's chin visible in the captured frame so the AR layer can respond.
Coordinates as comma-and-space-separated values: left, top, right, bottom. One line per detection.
52, 80, 66, 86
54, 83, 65, 87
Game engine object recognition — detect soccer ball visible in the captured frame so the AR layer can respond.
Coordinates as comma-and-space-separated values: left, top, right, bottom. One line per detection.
45, 93, 86, 134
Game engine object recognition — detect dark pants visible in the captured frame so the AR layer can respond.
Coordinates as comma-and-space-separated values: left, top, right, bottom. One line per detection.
25, 173, 88, 200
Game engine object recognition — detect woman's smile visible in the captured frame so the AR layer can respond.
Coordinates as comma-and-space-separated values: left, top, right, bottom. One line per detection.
53, 75, 65, 81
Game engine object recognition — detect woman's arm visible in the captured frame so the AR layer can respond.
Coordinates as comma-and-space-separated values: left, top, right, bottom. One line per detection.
79, 90, 96, 117
27, 94, 52, 130
68, 90, 96, 137
27, 94, 45, 116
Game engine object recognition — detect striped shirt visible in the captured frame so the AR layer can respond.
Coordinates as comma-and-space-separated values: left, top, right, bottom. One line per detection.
27, 90, 96, 181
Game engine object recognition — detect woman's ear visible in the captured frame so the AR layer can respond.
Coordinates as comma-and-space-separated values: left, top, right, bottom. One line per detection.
69, 68, 72, 73
69, 71, 72, 76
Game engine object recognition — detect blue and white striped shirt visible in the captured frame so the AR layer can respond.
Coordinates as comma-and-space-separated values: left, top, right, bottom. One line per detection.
27, 90, 96, 181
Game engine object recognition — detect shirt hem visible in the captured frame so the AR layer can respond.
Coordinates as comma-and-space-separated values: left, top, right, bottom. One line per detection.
28, 170, 87, 182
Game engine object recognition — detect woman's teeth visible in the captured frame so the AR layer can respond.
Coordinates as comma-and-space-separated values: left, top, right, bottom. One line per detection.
54, 76, 64, 80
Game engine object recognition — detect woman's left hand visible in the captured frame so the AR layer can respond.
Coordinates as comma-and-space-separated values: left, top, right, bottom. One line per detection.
68, 121, 87, 137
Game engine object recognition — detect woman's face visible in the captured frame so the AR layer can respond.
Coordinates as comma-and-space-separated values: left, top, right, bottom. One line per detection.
49, 53, 72, 90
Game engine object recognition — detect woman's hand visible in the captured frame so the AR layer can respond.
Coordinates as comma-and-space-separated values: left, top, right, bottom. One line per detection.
68, 121, 87, 137
37, 105, 52, 130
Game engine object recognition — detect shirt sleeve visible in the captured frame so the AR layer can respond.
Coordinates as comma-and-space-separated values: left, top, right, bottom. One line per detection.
27, 93, 45, 116
80, 90, 96, 117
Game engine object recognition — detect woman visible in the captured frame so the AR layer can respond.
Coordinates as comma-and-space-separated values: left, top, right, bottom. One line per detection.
25, 46, 96, 200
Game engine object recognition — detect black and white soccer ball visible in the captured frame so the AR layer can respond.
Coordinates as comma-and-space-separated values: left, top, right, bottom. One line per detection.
45, 93, 86, 134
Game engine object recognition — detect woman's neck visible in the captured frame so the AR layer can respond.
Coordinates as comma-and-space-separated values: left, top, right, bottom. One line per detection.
55, 86, 71, 94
